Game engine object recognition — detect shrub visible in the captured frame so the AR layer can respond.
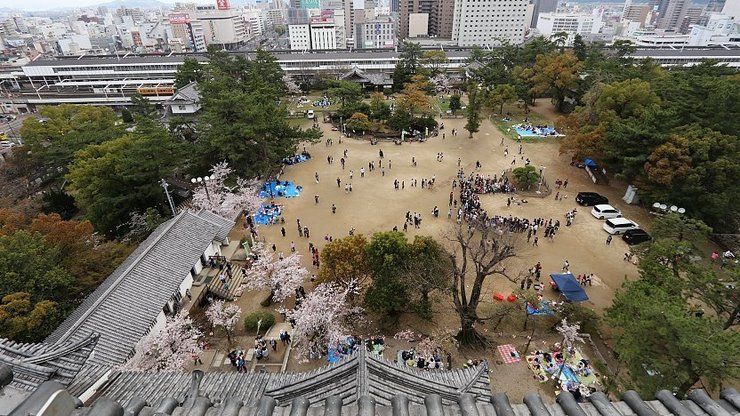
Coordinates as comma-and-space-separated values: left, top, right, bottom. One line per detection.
244, 311, 275, 332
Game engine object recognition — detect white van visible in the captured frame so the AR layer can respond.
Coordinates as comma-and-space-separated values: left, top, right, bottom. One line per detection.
591, 204, 622, 220
306, 110, 315, 119
603, 218, 639, 235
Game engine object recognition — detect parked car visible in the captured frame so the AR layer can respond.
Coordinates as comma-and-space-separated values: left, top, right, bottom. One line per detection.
622, 229, 652, 245
591, 204, 622, 220
306, 110, 315, 119
576, 192, 609, 206
603, 218, 639, 235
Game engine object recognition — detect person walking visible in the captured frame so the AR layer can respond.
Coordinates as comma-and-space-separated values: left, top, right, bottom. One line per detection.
315, 195, 319, 204
331, 204, 337, 214
337, 177, 341, 187
315, 172, 319, 183
606, 235, 612, 245
562, 260, 570, 272
281, 226, 286, 237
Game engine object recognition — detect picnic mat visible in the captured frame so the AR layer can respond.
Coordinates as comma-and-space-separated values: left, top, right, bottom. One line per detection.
259, 180, 302, 198
254, 203, 283, 225
497, 344, 521, 364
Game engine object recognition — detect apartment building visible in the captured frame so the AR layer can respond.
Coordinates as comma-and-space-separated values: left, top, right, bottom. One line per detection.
451, 0, 532, 46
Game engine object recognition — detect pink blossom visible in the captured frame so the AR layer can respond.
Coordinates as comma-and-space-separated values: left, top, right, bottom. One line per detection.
190, 161, 263, 220
121, 313, 203, 371
285, 281, 364, 362
244, 242, 307, 303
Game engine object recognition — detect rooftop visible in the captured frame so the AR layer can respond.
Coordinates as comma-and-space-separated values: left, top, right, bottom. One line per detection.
44, 210, 233, 368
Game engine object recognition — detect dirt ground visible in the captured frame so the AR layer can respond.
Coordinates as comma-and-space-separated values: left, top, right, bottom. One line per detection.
229, 100, 646, 398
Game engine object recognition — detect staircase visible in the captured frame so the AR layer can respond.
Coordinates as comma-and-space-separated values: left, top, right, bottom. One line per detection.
206, 264, 248, 301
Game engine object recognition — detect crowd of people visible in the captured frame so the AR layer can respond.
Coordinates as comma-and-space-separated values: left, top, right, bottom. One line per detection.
282, 151, 312, 166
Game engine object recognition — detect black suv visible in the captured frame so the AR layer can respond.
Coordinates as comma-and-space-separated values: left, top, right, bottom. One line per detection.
575, 192, 609, 206
622, 229, 652, 245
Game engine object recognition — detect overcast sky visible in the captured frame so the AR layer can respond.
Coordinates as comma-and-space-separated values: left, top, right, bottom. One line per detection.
0, 0, 188, 12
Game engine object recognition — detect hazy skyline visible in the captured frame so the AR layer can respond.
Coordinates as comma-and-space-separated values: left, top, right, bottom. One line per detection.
0, 0, 211, 12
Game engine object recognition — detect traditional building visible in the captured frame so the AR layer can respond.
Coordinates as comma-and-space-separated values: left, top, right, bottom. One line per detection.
166, 81, 201, 115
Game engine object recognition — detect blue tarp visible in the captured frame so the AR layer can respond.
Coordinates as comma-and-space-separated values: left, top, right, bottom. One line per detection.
526, 301, 556, 316
584, 158, 597, 168
253, 203, 283, 225
550, 273, 589, 302
259, 180, 302, 198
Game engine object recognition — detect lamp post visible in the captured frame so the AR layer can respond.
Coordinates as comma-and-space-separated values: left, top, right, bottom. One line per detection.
160, 179, 177, 217
191, 175, 212, 200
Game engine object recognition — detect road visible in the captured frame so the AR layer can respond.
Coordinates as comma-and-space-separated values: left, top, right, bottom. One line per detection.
1, 113, 33, 144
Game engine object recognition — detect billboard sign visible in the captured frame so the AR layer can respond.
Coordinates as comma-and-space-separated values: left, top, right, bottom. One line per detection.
216, 0, 230, 10
169, 13, 190, 24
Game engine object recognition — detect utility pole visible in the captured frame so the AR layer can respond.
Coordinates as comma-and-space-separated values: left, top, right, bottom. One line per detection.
160, 179, 177, 217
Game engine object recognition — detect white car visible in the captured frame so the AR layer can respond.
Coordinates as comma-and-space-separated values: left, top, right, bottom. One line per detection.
591, 204, 622, 220
306, 110, 315, 119
603, 218, 639, 235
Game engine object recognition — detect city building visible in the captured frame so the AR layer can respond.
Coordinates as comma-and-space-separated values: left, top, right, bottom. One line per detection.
687, 13, 739, 46
536, 12, 603, 43
649, 0, 691, 31
722, 0, 740, 21
399, 0, 454, 39
530, 0, 558, 28
408, 12, 429, 37
310, 16, 338, 49
354, 15, 396, 48
451, 0, 532, 46
288, 23, 311, 49
698, 0, 726, 25
166, 81, 201, 114
622, 4, 651, 27
194, 8, 248, 49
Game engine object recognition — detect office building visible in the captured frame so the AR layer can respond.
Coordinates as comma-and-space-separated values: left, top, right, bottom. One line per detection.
288, 23, 311, 49
354, 15, 396, 48
530, 0, 558, 28
399, 0, 454, 39
622, 4, 650, 27
722, 0, 740, 21
536, 12, 603, 41
688, 13, 739, 46
698, 0, 726, 25
451, 0, 532, 46
408, 13, 429, 37
649, 0, 690, 31
195, 9, 248, 49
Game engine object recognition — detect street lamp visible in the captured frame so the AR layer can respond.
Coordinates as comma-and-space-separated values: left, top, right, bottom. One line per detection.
191, 175, 212, 200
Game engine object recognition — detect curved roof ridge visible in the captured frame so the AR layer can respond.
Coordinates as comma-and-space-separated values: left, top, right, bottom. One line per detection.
23, 333, 98, 365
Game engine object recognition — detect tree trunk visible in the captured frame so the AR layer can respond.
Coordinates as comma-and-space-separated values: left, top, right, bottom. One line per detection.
676, 369, 700, 398
260, 290, 274, 307
457, 310, 486, 346
723, 302, 739, 329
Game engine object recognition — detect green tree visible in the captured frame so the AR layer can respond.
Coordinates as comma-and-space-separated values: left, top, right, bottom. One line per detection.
198, 50, 319, 177
129, 93, 158, 119
369, 92, 391, 121
422, 50, 447, 76
41, 190, 78, 220
449, 95, 462, 114
487, 84, 517, 114
528, 50, 583, 112
20, 105, 123, 178
0, 293, 59, 342
512, 165, 539, 190
607, 279, 739, 397
408, 236, 451, 319
345, 112, 372, 133
572, 34, 588, 61
365, 231, 411, 322
121, 108, 134, 123
392, 41, 424, 91
465, 84, 482, 138
318, 234, 371, 288
174, 57, 204, 88
66, 127, 185, 238
327, 80, 363, 108
0, 231, 75, 302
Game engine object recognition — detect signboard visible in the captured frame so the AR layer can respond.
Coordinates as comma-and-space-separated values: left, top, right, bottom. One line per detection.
300, 0, 321, 9
169, 13, 190, 24
216, 0, 230, 10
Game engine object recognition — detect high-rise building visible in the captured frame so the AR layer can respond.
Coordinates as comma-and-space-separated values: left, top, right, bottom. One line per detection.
698, 0, 725, 25
649, 0, 690, 31
195, 9, 248, 49
679, 6, 703, 33
399, 0, 454, 39
288, 23, 311, 49
622, 4, 650, 27
722, 0, 740, 21
530, 0, 557, 28
451, 0, 532, 46
354, 15, 395, 48
536, 12, 603, 42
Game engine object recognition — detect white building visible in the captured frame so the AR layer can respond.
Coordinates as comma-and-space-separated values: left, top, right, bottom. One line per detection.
57, 35, 93, 55
688, 13, 739, 46
408, 12, 429, 37
723, 0, 740, 21
451, 0, 532, 46
289, 23, 311, 49
354, 15, 395, 48
311, 20, 337, 49
536, 12, 604, 43
244, 9, 265, 36
195, 9, 248, 49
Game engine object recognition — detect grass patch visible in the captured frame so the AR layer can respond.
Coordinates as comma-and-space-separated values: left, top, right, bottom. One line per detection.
489, 104, 560, 144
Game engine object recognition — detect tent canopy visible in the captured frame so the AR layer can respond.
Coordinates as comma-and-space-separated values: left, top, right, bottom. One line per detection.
584, 158, 597, 168
550, 273, 589, 302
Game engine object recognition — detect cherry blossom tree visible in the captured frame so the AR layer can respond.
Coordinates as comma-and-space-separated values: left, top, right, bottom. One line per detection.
122, 313, 203, 371
283, 75, 302, 96
554, 318, 586, 379
431, 74, 452, 95
206, 300, 241, 344
190, 161, 263, 220
244, 241, 308, 305
285, 281, 364, 362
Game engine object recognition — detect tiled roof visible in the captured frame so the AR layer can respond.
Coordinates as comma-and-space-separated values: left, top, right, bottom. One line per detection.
0, 333, 97, 391
167, 81, 200, 104
93, 348, 491, 408
44, 211, 234, 368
